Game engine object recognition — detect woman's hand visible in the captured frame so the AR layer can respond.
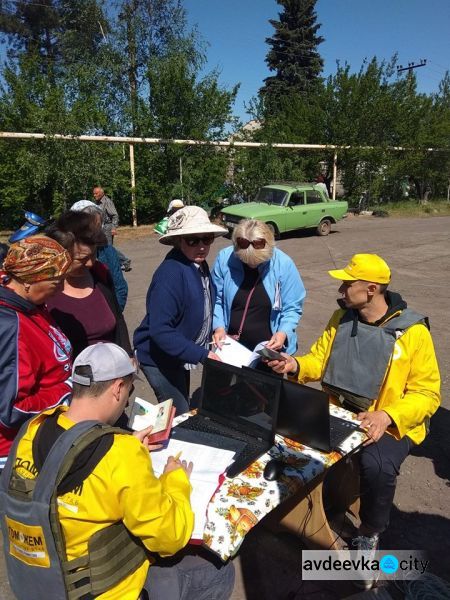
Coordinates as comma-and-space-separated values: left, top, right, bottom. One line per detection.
133, 426, 163, 452
212, 327, 227, 349
265, 331, 287, 351
207, 351, 222, 361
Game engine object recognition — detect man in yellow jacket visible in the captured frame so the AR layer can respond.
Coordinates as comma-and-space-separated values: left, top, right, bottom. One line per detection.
269, 254, 440, 586
5, 342, 234, 599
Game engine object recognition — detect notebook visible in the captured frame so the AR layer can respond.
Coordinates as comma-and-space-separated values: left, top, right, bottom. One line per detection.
172, 359, 282, 478
274, 378, 361, 452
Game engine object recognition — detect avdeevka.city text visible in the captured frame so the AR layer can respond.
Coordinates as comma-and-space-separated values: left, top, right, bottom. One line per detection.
301, 550, 429, 580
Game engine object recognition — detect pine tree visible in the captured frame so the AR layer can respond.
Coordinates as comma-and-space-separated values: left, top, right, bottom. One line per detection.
261, 0, 324, 114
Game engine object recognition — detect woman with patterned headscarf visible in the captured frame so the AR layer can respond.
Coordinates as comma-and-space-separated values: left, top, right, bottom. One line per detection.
0, 236, 73, 469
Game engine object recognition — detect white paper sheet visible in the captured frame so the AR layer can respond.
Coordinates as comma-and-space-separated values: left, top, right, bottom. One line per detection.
214, 336, 268, 368
151, 440, 236, 540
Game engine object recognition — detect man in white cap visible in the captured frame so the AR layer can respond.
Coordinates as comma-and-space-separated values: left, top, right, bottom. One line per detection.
3, 342, 234, 599
167, 198, 185, 215
134, 206, 228, 415
268, 254, 440, 588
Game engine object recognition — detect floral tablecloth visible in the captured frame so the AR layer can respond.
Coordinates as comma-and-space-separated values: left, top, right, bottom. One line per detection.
175, 405, 365, 561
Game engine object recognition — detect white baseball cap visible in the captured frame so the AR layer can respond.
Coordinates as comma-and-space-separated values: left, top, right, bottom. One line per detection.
167, 199, 185, 213
72, 343, 137, 386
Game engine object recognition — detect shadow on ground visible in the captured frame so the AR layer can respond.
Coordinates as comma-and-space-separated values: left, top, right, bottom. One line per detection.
237, 506, 450, 600
411, 407, 450, 485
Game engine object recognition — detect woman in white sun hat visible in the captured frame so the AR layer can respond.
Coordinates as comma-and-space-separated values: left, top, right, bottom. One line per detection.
134, 206, 227, 414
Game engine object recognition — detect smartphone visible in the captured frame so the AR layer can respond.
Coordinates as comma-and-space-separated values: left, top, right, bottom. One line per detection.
256, 347, 286, 361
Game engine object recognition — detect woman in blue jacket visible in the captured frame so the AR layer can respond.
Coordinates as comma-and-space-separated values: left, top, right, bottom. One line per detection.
134, 207, 227, 414
212, 220, 305, 355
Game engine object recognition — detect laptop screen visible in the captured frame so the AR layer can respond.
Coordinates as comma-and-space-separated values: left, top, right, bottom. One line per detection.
200, 360, 281, 440
277, 379, 331, 450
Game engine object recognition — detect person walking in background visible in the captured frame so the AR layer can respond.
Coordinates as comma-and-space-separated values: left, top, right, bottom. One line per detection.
134, 206, 228, 415
315, 174, 329, 197
212, 219, 305, 356
93, 185, 131, 272
92, 185, 119, 244
267, 254, 440, 589
0, 236, 73, 469
154, 199, 185, 235
46, 211, 132, 358
70, 200, 128, 311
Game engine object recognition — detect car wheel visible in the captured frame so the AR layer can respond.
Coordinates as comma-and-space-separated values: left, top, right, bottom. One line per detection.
317, 219, 331, 236
266, 222, 280, 240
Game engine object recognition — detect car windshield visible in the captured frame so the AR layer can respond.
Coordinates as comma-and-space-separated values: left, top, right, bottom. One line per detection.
254, 188, 288, 206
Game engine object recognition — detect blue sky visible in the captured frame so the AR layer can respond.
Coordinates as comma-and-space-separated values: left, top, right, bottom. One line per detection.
184, 0, 450, 121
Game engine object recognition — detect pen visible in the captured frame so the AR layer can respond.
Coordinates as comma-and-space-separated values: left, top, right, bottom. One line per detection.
208, 341, 231, 345
173, 451, 183, 461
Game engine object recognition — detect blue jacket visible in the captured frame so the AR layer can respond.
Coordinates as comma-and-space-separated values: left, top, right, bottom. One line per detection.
133, 248, 213, 368
97, 245, 128, 311
211, 246, 306, 354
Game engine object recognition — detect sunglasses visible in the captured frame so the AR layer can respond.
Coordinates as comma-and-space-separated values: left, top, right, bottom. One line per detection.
236, 237, 267, 250
183, 236, 215, 247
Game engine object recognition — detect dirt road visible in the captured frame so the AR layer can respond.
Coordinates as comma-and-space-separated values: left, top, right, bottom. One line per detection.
1, 214, 449, 599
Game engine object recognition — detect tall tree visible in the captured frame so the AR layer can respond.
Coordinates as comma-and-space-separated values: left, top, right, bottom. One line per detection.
0, 0, 239, 226
260, 0, 324, 115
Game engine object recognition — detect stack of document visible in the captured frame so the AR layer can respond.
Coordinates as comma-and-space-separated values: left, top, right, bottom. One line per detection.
213, 335, 268, 369
150, 440, 236, 540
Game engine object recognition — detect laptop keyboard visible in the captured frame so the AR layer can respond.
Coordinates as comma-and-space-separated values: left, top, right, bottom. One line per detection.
177, 415, 266, 471
178, 414, 252, 442
329, 415, 359, 447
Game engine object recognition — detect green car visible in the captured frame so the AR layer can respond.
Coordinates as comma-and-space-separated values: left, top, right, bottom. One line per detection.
218, 183, 348, 238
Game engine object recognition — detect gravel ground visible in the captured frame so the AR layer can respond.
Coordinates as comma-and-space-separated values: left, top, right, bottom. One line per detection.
1, 214, 449, 599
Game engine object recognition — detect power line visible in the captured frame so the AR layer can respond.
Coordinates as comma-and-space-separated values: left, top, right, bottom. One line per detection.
397, 59, 427, 74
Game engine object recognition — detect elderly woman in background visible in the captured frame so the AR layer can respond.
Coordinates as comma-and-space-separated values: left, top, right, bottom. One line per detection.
46, 211, 132, 358
134, 206, 227, 414
0, 236, 72, 468
70, 200, 128, 311
212, 219, 305, 355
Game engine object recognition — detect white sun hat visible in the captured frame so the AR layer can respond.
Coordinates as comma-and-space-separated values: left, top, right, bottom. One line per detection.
159, 206, 227, 245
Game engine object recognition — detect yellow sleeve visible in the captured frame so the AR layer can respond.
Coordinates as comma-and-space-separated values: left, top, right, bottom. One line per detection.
383, 325, 441, 439
109, 436, 194, 557
289, 311, 342, 384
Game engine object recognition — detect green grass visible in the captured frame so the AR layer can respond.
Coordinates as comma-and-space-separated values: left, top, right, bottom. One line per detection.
369, 199, 450, 217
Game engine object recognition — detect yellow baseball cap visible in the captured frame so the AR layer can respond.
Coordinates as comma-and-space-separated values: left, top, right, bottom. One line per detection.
328, 254, 391, 284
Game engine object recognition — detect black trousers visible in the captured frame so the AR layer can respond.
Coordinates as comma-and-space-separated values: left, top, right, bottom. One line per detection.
359, 433, 413, 533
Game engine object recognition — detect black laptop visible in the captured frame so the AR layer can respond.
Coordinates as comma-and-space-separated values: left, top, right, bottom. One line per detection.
172, 359, 282, 478
275, 378, 361, 452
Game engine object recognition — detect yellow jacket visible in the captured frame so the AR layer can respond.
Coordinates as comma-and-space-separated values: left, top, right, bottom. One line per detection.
14, 408, 195, 600
291, 308, 441, 444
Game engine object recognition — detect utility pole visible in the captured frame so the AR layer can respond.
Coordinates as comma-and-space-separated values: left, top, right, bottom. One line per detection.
397, 59, 427, 74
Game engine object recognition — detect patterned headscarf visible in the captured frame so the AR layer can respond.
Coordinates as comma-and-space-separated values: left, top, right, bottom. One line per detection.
2, 236, 72, 283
